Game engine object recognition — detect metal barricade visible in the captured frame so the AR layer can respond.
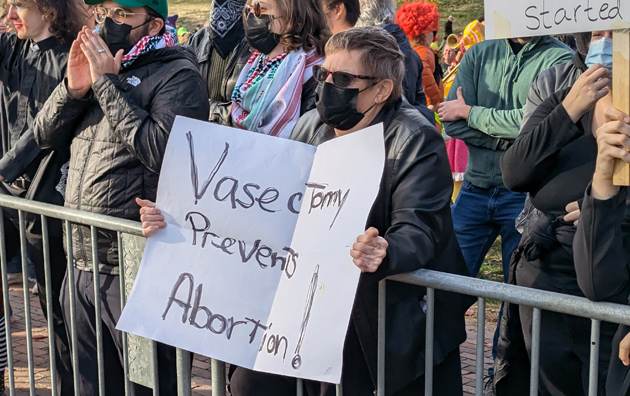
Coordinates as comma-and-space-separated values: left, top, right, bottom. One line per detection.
0, 194, 345, 396
377, 269, 630, 396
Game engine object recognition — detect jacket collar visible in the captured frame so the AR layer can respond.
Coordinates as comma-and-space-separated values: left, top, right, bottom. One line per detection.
30, 36, 59, 52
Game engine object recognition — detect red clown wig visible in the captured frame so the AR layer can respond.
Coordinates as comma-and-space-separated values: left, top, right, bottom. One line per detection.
396, 1, 440, 40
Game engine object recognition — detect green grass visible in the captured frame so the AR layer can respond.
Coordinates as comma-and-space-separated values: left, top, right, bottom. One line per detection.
171, 0, 485, 36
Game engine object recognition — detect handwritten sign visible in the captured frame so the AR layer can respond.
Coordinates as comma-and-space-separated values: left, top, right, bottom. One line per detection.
485, 0, 629, 39
117, 116, 385, 383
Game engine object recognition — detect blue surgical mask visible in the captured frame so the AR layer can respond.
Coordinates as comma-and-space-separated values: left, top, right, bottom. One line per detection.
585, 37, 613, 72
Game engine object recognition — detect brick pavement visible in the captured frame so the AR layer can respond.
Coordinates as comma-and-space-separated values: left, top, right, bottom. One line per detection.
5, 284, 493, 396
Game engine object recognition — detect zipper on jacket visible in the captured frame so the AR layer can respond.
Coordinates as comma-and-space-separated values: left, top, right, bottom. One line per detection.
76, 132, 97, 272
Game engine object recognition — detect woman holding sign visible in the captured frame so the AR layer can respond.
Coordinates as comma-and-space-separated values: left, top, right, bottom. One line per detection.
499, 31, 617, 395
140, 26, 472, 395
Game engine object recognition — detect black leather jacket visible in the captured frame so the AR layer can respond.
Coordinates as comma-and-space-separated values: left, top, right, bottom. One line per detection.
290, 100, 470, 395
32, 46, 210, 274
188, 27, 251, 125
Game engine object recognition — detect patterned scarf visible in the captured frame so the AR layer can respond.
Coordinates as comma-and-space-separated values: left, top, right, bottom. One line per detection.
231, 48, 323, 138
209, 0, 246, 58
121, 32, 176, 69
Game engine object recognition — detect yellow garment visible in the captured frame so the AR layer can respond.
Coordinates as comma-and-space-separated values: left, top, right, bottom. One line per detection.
452, 181, 462, 204
459, 20, 485, 51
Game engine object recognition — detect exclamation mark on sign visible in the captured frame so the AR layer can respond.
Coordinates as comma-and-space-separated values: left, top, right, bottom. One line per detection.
292, 264, 320, 370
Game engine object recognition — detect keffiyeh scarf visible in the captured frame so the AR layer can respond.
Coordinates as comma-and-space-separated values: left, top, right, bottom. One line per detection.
121, 32, 176, 69
231, 48, 323, 138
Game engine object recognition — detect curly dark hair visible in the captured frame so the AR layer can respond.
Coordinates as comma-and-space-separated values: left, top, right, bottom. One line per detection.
245, 0, 330, 55
3, 0, 85, 43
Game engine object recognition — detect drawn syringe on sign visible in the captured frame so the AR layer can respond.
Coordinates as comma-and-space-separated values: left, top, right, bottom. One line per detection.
292, 264, 320, 370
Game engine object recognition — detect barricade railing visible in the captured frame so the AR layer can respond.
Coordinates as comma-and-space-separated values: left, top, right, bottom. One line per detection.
3, 192, 630, 396
0, 194, 345, 396
378, 270, 630, 396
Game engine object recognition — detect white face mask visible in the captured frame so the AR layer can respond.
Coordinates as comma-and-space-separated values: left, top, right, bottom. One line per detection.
585, 37, 613, 73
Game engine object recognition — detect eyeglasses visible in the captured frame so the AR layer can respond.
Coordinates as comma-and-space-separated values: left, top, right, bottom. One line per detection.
10, 0, 28, 11
94, 6, 149, 25
313, 65, 378, 88
243, 1, 277, 20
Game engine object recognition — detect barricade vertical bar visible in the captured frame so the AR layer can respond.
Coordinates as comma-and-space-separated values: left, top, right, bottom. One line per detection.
152, 341, 160, 395
0, 211, 16, 396
41, 215, 58, 393
176, 348, 191, 396
425, 288, 435, 396
65, 220, 81, 396
588, 319, 601, 396
475, 298, 486, 396
117, 232, 131, 395
529, 308, 541, 396
296, 378, 304, 396
377, 280, 386, 396
336, 383, 343, 396
90, 226, 106, 395
18, 211, 35, 395
211, 359, 226, 396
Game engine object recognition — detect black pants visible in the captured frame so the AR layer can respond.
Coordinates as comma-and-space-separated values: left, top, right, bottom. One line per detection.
519, 305, 616, 396
2, 210, 74, 396
61, 268, 178, 395
230, 321, 462, 396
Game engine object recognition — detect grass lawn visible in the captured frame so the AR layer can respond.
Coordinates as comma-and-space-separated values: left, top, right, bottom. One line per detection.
171, 0, 485, 36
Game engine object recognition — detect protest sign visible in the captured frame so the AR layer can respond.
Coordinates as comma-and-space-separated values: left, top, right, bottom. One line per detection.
484, 0, 629, 39
117, 116, 385, 383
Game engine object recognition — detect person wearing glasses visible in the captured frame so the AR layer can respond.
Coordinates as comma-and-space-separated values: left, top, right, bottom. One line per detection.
225, 25, 472, 396
230, 0, 329, 138
0, 0, 86, 394
21, 0, 209, 394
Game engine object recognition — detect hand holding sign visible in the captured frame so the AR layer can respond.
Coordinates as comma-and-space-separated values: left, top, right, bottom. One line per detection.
136, 198, 166, 237
562, 64, 611, 123
350, 227, 388, 273
592, 107, 630, 198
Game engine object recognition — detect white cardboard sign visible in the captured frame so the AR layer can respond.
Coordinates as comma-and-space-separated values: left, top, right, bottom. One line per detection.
117, 116, 385, 384
485, 0, 630, 39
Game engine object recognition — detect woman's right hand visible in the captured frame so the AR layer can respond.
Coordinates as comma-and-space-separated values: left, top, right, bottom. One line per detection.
136, 198, 166, 237
592, 107, 630, 200
562, 64, 610, 123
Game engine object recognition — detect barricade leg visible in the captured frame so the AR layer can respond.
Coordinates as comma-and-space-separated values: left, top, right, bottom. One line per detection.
476, 298, 486, 396
588, 319, 601, 396
41, 216, 58, 393
90, 226, 106, 395
424, 287, 435, 396
65, 221, 81, 396
176, 348, 191, 396
212, 359, 226, 396
529, 308, 541, 396
0, 211, 15, 396
18, 211, 35, 395
377, 280, 386, 396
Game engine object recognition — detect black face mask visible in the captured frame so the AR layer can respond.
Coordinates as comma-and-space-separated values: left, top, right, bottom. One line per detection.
99, 17, 151, 55
244, 13, 281, 55
316, 82, 377, 131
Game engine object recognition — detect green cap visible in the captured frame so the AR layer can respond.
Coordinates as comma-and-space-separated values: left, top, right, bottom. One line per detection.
85, 0, 168, 21
177, 27, 187, 36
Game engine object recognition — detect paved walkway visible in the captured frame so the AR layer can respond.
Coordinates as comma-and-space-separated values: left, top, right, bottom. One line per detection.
5, 284, 494, 395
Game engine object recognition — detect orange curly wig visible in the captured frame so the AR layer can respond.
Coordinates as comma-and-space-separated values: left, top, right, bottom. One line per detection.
396, 1, 440, 40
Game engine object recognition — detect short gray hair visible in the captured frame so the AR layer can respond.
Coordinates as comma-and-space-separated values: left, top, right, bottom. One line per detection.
356, 0, 396, 26
325, 26, 404, 103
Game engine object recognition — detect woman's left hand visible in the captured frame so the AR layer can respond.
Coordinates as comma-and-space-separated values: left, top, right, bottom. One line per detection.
350, 227, 388, 273
564, 201, 580, 226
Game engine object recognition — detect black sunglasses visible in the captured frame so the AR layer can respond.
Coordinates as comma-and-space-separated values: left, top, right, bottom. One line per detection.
313, 65, 378, 88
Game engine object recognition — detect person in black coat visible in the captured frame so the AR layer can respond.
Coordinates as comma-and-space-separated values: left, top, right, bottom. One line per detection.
229, 25, 470, 396
444, 15, 453, 37
573, 105, 630, 396
0, 2, 86, 394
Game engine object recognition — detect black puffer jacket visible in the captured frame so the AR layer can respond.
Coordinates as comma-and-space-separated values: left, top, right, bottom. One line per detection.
0, 34, 71, 235
291, 99, 471, 395
32, 45, 209, 274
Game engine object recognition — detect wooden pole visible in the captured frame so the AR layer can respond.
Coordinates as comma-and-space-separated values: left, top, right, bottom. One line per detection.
613, 26, 630, 186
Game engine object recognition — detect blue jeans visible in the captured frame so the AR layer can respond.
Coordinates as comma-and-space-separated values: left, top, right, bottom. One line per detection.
451, 180, 526, 375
